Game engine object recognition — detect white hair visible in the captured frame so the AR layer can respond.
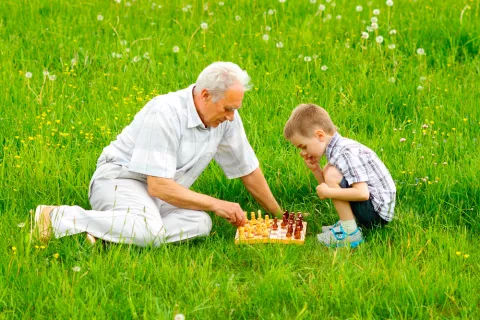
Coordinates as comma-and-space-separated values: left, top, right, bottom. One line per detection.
194, 62, 251, 102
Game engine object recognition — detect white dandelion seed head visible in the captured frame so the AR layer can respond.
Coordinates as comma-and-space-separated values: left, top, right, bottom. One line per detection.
388, 43, 396, 49
97, 14, 104, 21
417, 85, 424, 91
276, 41, 284, 48
268, 9, 275, 15
126, 2, 131, 7
203, 4, 208, 10
366, 26, 374, 32
219, 1, 225, 6
125, 48, 131, 52
325, 14, 332, 20
279, 0, 286, 2
132, 56, 141, 63
310, 0, 317, 3
235, 15, 241, 21
72, 266, 81, 272
120, 40, 127, 46
262, 34, 269, 41
200, 22, 208, 29
25, 72, 33, 79
373, 9, 380, 15
265, 26, 271, 31
17, 222, 25, 228
417, 48, 425, 55
336, 15, 341, 20
304, 56, 312, 62
208, 12, 214, 16
371, 17, 378, 23
356, 5, 363, 12
331, 2, 336, 7
172, 46, 180, 53
43, 70, 50, 76
376, 36, 384, 43
71, 58, 77, 66
48, 75, 56, 81
420, 76, 427, 81
386, 0, 394, 7
174, 315, 185, 320
318, 4, 326, 11
399, 138, 406, 142
182, 6, 188, 12
313, 54, 318, 59
361, 32, 369, 39
389, 29, 397, 35
371, 22, 379, 30
114, 0, 121, 3
115, 53, 122, 58
321, 65, 328, 71
388, 77, 395, 83
143, 52, 150, 59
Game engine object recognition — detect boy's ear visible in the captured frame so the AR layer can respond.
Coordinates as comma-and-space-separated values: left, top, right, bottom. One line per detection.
314, 129, 326, 140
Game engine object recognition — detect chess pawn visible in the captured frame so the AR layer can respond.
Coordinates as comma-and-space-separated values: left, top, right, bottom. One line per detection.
294, 226, 301, 239
238, 227, 245, 240
286, 224, 293, 238
247, 227, 254, 238
256, 223, 262, 235
297, 219, 303, 230
298, 213, 304, 221
281, 217, 287, 229
265, 215, 270, 228
262, 226, 269, 237
289, 213, 295, 222
272, 218, 279, 230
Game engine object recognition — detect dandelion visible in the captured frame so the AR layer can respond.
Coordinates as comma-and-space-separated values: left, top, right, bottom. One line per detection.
114, 0, 121, 3
325, 14, 332, 20
25, 72, 32, 79
371, 23, 379, 30
388, 44, 396, 49
235, 15, 241, 21
417, 48, 425, 55
388, 77, 395, 83
143, 52, 150, 59
456, 251, 462, 255
279, 0, 286, 2
318, 4, 326, 11
125, 48, 131, 53
356, 5, 363, 12
172, 46, 180, 53
310, 0, 317, 3
48, 75, 56, 81
361, 32, 369, 39
182, 6, 189, 12
336, 15, 342, 20
276, 41, 284, 48
72, 266, 81, 272
304, 56, 312, 62
265, 26, 271, 31
200, 22, 208, 30
12, 246, 17, 251
386, 0, 394, 6
97, 14, 104, 21
464, 254, 469, 258
18, 222, 25, 228
203, 4, 208, 10
420, 76, 427, 81
132, 56, 141, 63
371, 17, 378, 23
262, 34, 269, 41
120, 40, 127, 46
43, 70, 50, 76
268, 9, 275, 15
373, 9, 380, 15
115, 53, 122, 58
321, 65, 328, 71
219, 1, 225, 6
54, 253, 60, 259
366, 26, 374, 32
389, 29, 397, 35
400, 138, 406, 142
376, 36, 384, 43
417, 86, 424, 91
174, 315, 185, 320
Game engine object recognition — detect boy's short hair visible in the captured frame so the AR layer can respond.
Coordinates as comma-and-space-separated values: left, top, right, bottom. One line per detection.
283, 103, 337, 139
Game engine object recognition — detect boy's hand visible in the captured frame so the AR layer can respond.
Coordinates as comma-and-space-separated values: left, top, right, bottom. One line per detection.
316, 183, 331, 200
301, 151, 321, 172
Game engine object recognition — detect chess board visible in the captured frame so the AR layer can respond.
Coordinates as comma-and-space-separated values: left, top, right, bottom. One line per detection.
234, 211, 307, 245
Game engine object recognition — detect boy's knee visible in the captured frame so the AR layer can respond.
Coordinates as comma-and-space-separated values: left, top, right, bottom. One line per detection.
323, 165, 344, 187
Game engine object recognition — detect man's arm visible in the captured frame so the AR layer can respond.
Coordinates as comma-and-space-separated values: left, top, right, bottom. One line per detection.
240, 167, 282, 215
147, 176, 246, 226
316, 182, 370, 201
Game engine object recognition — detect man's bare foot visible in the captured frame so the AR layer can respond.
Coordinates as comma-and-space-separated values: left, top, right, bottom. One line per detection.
33, 205, 57, 242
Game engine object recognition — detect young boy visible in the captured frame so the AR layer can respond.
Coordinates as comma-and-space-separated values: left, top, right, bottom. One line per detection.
283, 104, 396, 248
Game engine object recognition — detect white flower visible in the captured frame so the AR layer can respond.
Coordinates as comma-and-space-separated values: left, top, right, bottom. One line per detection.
17, 222, 25, 228
373, 9, 380, 15
399, 138, 406, 142
120, 40, 127, 46
417, 85, 424, 91
43, 70, 50, 76
143, 52, 150, 59
376, 36, 384, 43
276, 41, 284, 48
132, 56, 141, 62
97, 14, 104, 21
262, 34, 269, 41
182, 7, 188, 12
72, 266, 81, 272
361, 32, 369, 39
298, 54, 303, 59
304, 56, 312, 62
172, 46, 180, 53
174, 315, 185, 320
318, 4, 326, 11
115, 53, 122, 58
336, 15, 341, 20
125, 48, 131, 53
71, 58, 77, 66
235, 15, 241, 21
388, 77, 395, 83
386, 0, 394, 7
356, 5, 363, 12
114, 0, 121, 3
416, 48, 425, 55
325, 14, 332, 20
371, 17, 378, 23
200, 22, 208, 29
420, 76, 427, 81
268, 9, 275, 15
371, 23, 378, 30
331, 2, 336, 7
326, 0, 332, 2
313, 54, 318, 59
203, 4, 208, 10
310, 0, 317, 3
389, 29, 397, 35
25, 72, 32, 79
279, 0, 286, 2
366, 26, 374, 32
388, 43, 396, 49
126, 2, 131, 6
265, 26, 271, 31
321, 65, 328, 71
48, 75, 56, 81
219, 2, 225, 6
208, 12, 214, 16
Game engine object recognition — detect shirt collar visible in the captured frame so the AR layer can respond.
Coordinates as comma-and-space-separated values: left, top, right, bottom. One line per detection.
186, 84, 207, 129
326, 132, 341, 161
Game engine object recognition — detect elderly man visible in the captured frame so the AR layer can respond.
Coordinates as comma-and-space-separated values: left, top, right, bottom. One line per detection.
35, 62, 282, 246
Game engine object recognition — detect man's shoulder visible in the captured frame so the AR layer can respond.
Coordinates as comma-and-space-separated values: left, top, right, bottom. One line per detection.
142, 87, 191, 121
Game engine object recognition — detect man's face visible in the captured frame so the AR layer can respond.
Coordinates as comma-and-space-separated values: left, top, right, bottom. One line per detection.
202, 83, 244, 128
289, 131, 328, 163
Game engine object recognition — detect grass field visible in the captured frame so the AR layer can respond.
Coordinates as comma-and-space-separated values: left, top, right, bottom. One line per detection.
1, 0, 479, 318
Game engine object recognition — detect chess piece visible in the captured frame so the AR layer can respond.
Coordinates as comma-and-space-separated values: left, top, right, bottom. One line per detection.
286, 224, 293, 238
265, 215, 270, 228
298, 212, 304, 221
272, 218, 278, 230
281, 217, 287, 229
297, 219, 303, 230
262, 226, 269, 237
289, 213, 295, 222
257, 210, 262, 220
294, 226, 301, 239
247, 226, 254, 238
239, 227, 245, 240
256, 223, 262, 235
283, 210, 289, 221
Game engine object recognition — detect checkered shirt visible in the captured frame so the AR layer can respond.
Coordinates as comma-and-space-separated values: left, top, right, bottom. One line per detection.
326, 132, 396, 221
96, 84, 259, 188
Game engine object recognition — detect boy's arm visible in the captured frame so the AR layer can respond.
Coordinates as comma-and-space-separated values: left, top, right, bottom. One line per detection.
316, 182, 370, 201
311, 168, 325, 184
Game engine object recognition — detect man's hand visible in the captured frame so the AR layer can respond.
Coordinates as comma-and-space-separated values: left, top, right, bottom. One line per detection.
212, 199, 246, 227
316, 183, 331, 200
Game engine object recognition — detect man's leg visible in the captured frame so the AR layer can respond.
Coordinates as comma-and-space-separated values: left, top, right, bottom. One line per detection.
159, 204, 213, 243
49, 177, 166, 247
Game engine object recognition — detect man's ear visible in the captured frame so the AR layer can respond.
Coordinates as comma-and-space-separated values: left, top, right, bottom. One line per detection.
314, 129, 326, 141
201, 89, 211, 101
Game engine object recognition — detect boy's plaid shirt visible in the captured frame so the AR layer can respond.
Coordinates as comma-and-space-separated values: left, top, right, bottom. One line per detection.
326, 133, 396, 221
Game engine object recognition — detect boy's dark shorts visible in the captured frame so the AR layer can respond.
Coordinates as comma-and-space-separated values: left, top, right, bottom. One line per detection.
340, 178, 389, 229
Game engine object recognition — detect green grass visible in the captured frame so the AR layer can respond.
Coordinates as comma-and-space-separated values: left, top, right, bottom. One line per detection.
1, 0, 479, 318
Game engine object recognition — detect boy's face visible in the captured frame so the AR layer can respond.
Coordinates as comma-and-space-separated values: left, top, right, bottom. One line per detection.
289, 130, 330, 163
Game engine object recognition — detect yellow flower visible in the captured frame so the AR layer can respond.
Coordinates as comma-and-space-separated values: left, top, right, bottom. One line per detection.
54, 253, 60, 259
456, 251, 461, 255
464, 254, 469, 259
12, 246, 17, 251
40, 245, 46, 249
